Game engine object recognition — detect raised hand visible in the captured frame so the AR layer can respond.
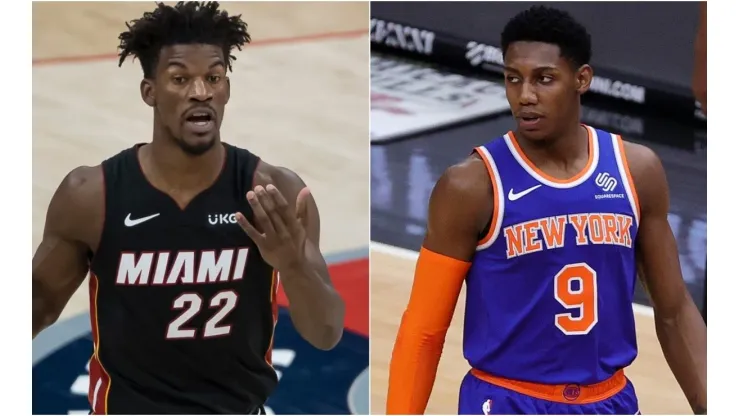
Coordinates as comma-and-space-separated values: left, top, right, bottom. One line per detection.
235, 184, 312, 271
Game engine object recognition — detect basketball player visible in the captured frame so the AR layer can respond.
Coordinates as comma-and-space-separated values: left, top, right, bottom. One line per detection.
386, 6, 707, 415
32, 2, 345, 414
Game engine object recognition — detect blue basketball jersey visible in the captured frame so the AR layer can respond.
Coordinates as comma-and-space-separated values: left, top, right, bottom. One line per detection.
463, 125, 640, 386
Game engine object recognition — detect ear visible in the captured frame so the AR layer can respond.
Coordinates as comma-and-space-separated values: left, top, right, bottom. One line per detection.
575, 64, 593, 95
140, 78, 156, 107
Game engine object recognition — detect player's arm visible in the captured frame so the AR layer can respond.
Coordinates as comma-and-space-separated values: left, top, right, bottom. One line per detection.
267, 166, 345, 350
625, 141, 707, 414
32, 166, 103, 339
386, 155, 492, 415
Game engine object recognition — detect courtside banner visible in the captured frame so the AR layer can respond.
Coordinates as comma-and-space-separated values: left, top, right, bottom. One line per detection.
370, 17, 705, 124
371, 54, 510, 143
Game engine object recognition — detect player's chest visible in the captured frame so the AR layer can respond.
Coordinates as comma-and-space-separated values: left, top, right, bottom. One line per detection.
499, 196, 636, 260
110, 191, 254, 247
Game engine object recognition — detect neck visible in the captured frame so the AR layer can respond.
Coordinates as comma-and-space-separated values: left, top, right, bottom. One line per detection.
142, 137, 225, 191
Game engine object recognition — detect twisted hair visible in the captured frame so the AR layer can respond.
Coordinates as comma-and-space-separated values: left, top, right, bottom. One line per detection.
118, 1, 251, 78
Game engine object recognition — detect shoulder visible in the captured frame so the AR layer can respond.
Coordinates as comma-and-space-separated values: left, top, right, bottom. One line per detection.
422, 154, 494, 257
231, 143, 303, 189
435, 153, 491, 200
621, 139, 664, 186
46, 165, 105, 245
253, 161, 315, 213
55, 165, 105, 209
254, 160, 306, 189
429, 154, 492, 225
621, 138, 668, 215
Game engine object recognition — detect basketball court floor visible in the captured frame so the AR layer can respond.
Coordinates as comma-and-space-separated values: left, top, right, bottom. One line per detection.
369, 57, 705, 414
32, 2, 369, 414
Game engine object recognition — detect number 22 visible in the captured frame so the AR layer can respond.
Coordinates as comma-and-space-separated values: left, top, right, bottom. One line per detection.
554, 263, 598, 335
166, 290, 238, 339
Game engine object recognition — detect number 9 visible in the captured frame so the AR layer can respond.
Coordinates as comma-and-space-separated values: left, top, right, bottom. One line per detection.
554, 263, 598, 335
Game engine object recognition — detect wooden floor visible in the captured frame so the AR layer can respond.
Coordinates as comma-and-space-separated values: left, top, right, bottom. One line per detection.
32, 1, 369, 321
369, 245, 693, 415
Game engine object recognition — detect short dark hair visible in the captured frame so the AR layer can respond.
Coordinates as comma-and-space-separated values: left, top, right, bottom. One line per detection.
117, 1, 251, 78
501, 5, 592, 68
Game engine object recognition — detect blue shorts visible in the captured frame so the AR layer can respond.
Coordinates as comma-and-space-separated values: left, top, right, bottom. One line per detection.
458, 370, 640, 415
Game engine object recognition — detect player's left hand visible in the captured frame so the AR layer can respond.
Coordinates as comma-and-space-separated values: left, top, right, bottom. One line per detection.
235, 184, 311, 271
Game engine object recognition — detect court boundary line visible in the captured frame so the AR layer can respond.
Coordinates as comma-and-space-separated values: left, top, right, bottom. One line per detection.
32, 28, 367, 67
370, 241, 655, 318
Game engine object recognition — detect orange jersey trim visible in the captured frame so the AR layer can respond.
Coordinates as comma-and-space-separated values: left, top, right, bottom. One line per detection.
508, 125, 595, 185
615, 135, 641, 223
473, 147, 503, 249
386, 247, 471, 414
470, 368, 627, 404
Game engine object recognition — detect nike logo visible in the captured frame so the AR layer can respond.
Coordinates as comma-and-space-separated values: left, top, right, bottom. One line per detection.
124, 213, 160, 227
508, 185, 542, 201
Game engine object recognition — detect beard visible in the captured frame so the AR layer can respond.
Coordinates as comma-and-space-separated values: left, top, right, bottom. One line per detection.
156, 107, 220, 156
174, 134, 218, 156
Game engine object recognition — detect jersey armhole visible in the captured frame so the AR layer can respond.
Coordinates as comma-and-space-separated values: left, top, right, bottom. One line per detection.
95, 165, 107, 254
87, 164, 108, 265
611, 134, 641, 226
473, 146, 505, 251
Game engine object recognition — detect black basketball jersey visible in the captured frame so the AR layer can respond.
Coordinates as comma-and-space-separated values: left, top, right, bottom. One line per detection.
87, 143, 277, 414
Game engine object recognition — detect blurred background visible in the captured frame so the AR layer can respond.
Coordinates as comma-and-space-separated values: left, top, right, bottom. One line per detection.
370, 2, 705, 414
32, 2, 369, 414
